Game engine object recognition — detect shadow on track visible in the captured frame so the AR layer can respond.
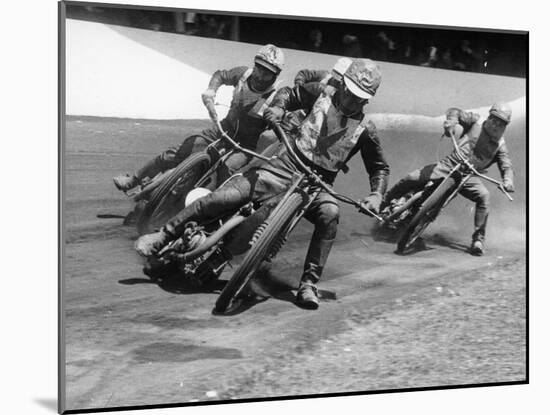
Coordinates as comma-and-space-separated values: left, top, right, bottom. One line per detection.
372, 224, 471, 256
426, 233, 471, 253
118, 265, 226, 295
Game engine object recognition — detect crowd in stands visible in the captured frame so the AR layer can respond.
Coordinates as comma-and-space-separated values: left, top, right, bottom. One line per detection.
295, 28, 522, 75
67, 6, 526, 78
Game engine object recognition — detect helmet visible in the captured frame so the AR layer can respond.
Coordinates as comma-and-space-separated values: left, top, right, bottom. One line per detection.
331, 57, 353, 80
489, 102, 512, 124
254, 44, 285, 74
343, 59, 382, 99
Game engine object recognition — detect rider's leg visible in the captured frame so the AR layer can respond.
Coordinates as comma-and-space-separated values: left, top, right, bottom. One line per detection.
164, 173, 254, 237
296, 192, 340, 309
214, 151, 252, 186
382, 163, 438, 207
256, 129, 279, 153
164, 161, 294, 236
135, 164, 295, 256
459, 178, 490, 254
114, 128, 217, 191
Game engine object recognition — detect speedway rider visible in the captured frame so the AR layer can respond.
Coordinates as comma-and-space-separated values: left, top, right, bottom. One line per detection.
382, 103, 515, 256
258, 57, 354, 143
113, 44, 285, 192
135, 58, 390, 310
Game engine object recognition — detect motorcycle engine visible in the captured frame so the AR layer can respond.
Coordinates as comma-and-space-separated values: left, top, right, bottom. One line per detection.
187, 232, 207, 251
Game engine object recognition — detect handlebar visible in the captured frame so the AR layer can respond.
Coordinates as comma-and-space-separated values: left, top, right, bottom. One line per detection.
447, 131, 514, 201
273, 124, 383, 221
215, 120, 277, 164
212, 114, 383, 220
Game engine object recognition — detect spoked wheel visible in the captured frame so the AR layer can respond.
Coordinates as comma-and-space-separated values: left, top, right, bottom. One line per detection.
396, 176, 459, 254
137, 152, 212, 235
214, 192, 306, 313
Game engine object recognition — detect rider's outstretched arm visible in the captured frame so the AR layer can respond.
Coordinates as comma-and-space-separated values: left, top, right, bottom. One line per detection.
495, 141, 515, 191
201, 66, 248, 122
346, 120, 390, 213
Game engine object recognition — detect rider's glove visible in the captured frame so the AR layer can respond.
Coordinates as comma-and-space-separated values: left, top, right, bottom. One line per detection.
135, 229, 173, 257
201, 88, 218, 123
443, 119, 463, 138
361, 192, 383, 215
264, 106, 285, 127
502, 178, 515, 193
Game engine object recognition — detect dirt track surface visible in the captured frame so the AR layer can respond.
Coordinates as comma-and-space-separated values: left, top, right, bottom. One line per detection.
62, 117, 526, 411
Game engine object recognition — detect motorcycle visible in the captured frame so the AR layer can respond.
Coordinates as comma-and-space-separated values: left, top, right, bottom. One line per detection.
377, 131, 513, 254
213, 124, 380, 312
146, 123, 380, 312
123, 117, 278, 235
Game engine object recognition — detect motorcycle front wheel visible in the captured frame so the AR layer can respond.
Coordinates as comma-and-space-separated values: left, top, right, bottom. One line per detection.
396, 175, 459, 254
214, 191, 306, 313
137, 151, 212, 235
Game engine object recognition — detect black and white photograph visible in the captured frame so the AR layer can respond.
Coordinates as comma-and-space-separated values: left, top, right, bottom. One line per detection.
56, 0, 531, 413
59, 1, 528, 413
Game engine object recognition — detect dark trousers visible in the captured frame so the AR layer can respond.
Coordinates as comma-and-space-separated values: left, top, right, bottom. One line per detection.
136, 124, 279, 184
136, 127, 218, 180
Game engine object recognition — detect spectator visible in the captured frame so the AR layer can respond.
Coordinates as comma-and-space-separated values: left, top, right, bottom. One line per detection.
438, 48, 454, 70
419, 45, 438, 67
306, 29, 324, 53
183, 12, 198, 35
372, 31, 397, 62
453, 39, 482, 71
342, 34, 363, 57
200, 15, 227, 38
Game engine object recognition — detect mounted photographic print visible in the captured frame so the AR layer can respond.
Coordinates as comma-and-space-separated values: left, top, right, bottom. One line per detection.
59, 1, 527, 413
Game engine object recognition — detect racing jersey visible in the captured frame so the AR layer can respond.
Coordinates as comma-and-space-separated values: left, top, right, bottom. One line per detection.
268, 82, 390, 195
207, 66, 278, 149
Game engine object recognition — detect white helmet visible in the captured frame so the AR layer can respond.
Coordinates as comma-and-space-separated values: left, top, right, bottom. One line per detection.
343, 58, 382, 100
489, 102, 512, 124
254, 44, 285, 74
331, 57, 353, 81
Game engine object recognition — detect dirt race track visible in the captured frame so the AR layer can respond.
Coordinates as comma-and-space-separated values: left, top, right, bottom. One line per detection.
62, 116, 526, 411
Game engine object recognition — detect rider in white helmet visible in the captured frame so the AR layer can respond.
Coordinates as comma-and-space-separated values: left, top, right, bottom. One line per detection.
257, 57, 354, 145
113, 44, 285, 193
383, 102, 515, 256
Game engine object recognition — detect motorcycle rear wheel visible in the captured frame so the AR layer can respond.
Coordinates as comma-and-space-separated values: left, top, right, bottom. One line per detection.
214, 191, 305, 313
396, 175, 459, 254
137, 151, 212, 235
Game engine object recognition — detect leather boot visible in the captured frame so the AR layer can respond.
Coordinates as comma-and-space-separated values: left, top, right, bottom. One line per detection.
296, 238, 335, 309
470, 239, 484, 256
113, 174, 139, 192
113, 157, 162, 192
135, 229, 174, 257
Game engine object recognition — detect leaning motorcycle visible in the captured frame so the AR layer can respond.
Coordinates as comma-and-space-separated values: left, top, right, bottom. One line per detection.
213, 124, 380, 312
142, 120, 281, 287
378, 131, 513, 254
125, 122, 269, 235
147, 123, 379, 312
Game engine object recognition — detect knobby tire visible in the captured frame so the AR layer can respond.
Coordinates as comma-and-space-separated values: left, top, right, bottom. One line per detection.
396, 176, 459, 253
214, 192, 305, 313
137, 151, 211, 235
